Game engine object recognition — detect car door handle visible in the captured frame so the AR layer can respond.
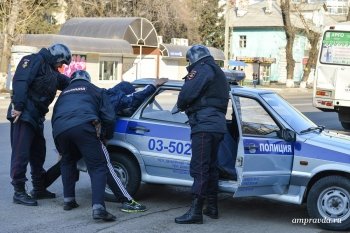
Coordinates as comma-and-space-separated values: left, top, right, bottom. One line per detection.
128, 126, 150, 132
244, 143, 257, 150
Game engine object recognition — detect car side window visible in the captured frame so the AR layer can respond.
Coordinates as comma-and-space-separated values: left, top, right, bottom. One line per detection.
141, 89, 188, 124
233, 96, 280, 138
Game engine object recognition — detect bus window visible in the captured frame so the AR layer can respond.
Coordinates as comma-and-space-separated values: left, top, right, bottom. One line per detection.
319, 31, 350, 65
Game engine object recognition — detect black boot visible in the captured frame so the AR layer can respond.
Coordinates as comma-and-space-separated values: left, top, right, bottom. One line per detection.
93, 208, 116, 222
203, 195, 218, 219
31, 180, 56, 199
175, 197, 203, 224
13, 184, 38, 206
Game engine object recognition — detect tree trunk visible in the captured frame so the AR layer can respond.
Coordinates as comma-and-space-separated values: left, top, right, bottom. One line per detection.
280, 0, 295, 87
0, 0, 20, 74
301, 31, 320, 83
347, 7, 350, 21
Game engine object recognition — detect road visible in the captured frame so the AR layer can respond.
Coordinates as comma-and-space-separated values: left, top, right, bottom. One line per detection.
0, 88, 348, 233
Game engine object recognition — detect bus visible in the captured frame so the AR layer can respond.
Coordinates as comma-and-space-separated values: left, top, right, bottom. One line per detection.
313, 22, 350, 130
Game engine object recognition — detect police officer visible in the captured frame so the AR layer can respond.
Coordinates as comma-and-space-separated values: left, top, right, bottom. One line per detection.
52, 70, 116, 221
7, 44, 71, 206
175, 45, 229, 224
43, 78, 168, 213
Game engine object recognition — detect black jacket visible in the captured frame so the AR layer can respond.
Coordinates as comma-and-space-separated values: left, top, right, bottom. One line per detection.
7, 48, 70, 129
51, 80, 115, 139
177, 56, 229, 134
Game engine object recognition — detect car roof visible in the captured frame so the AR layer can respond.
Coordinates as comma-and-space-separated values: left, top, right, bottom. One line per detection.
132, 78, 276, 95
132, 78, 184, 88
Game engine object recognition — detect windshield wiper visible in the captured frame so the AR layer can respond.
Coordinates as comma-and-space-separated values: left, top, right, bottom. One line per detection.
300, 126, 325, 134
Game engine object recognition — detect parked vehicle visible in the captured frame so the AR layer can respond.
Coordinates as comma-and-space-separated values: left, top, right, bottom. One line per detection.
313, 22, 350, 130
81, 76, 350, 231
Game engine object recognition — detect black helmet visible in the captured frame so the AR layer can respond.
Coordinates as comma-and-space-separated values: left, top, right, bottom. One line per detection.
186, 45, 211, 65
48, 43, 72, 65
70, 70, 91, 83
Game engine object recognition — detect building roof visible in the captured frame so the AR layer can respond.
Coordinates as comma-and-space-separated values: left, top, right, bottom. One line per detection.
159, 44, 225, 61
59, 17, 159, 47
15, 34, 133, 54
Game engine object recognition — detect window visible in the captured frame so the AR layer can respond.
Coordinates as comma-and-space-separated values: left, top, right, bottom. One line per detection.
261, 65, 271, 82
233, 96, 280, 137
239, 35, 247, 48
99, 60, 118, 81
320, 31, 350, 65
141, 89, 188, 124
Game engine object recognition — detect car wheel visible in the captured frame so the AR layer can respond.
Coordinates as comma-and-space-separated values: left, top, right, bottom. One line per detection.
307, 176, 350, 231
104, 152, 141, 202
341, 122, 350, 130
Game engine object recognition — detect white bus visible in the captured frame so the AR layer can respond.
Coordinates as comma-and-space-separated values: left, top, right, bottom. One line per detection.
313, 22, 350, 130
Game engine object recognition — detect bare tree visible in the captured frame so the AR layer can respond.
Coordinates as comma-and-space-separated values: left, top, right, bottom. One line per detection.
347, 6, 350, 21
293, 4, 321, 87
0, 0, 59, 75
0, 0, 20, 74
280, 0, 296, 87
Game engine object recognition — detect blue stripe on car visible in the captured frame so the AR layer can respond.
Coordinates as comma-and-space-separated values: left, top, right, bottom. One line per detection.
114, 119, 191, 141
243, 138, 294, 155
295, 142, 350, 164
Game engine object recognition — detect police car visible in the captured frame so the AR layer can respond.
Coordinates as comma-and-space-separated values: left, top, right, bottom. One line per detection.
105, 73, 350, 231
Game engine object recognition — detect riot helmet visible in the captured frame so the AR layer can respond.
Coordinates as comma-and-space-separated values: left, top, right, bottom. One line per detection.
186, 45, 211, 65
70, 70, 91, 83
48, 43, 72, 65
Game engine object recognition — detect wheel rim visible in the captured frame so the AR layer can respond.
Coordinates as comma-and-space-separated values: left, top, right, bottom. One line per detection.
105, 162, 129, 195
317, 186, 350, 222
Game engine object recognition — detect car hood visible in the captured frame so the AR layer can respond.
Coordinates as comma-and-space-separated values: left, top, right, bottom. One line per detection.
296, 131, 350, 163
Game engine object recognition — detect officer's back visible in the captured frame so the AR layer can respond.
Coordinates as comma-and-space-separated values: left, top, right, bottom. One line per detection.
52, 71, 115, 140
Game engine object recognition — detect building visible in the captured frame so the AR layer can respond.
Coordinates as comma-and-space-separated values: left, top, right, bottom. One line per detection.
230, 0, 338, 85
10, 17, 225, 89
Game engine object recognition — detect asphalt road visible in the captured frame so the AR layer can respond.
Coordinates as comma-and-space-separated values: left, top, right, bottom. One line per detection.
0, 88, 348, 233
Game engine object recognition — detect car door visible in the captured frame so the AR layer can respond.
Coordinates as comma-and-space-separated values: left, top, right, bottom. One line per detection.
124, 87, 193, 181
233, 94, 294, 197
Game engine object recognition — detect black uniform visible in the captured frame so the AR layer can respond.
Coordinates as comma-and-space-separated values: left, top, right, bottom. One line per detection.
52, 79, 115, 207
177, 56, 229, 198
7, 48, 70, 193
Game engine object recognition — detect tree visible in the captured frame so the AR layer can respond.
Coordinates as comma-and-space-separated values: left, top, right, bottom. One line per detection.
0, 0, 60, 75
0, 0, 20, 74
293, 4, 321, 87
280, 0, 296, 87
197, 0, 225, 49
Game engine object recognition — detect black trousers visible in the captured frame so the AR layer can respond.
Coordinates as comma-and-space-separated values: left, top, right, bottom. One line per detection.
46, 147, 132, 203
55, 123, 108, 206
10, 120, 46, 189
190, 132, 224, 198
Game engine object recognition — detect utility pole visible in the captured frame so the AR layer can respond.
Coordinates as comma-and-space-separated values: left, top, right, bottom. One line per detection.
224, 0, 232, 68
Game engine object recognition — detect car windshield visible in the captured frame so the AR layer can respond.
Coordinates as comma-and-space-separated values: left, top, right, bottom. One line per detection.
261, 93, 316, 133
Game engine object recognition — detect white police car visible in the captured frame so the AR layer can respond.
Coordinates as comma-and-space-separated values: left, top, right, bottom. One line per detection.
105, 75, 350, 231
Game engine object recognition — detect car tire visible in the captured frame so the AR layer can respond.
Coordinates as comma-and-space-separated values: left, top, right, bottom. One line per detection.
341, 122, 350, 130
104, 152, 141, 202
307, 175, 350, 231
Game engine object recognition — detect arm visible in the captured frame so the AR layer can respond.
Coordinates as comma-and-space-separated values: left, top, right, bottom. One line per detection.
99, 90, 116, 140
176, 68, 213, 111
56, 73, 70, 90
12, 55, 41, 111
119, 78, 168, 111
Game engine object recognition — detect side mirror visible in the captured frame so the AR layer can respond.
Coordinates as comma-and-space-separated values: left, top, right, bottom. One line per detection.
281, 128, 296, 142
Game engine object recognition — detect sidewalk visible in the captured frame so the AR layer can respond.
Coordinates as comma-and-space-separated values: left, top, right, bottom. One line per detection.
244, 84, 313, 94
0, 92, 10, 100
